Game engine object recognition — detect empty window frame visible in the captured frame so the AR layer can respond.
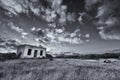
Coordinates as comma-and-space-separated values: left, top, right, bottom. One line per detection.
27, 49, 32, 55
40, 50, 43, 56
34, 50, 38, 57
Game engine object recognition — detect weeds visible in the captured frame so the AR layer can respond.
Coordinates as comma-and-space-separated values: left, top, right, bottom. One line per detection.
0, 59, 120, 80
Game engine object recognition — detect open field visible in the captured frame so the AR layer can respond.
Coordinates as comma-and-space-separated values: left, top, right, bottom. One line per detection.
0, 59, 120, 80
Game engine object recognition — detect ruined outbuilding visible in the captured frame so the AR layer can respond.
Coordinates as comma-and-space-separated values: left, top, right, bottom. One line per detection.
17, 44, 46, 58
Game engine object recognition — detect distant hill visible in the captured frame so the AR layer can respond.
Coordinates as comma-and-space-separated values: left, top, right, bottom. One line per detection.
0, 52, 17, 61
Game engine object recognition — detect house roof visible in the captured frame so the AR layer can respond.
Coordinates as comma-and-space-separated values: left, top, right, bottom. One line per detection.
18, 44, 46, 49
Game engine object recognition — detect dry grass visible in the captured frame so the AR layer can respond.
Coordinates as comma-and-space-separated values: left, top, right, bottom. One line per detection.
0, 59, 120, 80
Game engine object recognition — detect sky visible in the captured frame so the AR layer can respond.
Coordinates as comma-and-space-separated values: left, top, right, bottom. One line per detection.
0, 0, 120, 54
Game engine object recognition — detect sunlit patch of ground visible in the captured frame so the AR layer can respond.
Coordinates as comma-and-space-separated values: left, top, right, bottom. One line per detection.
0, 59, 120, 80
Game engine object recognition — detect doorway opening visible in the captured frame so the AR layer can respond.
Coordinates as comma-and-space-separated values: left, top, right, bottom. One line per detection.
34, 50, 38, 57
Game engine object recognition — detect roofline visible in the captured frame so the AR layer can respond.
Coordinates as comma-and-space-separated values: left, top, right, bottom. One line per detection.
18, 44, 46, 49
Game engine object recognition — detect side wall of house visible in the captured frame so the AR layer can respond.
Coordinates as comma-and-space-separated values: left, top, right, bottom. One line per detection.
22, 46, 46, 58
17, 46, 25, 58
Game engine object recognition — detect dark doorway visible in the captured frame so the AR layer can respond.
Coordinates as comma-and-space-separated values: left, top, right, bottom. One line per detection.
28, 49, 32, 55
40, 50, 43, 56
34, 50, 38, 57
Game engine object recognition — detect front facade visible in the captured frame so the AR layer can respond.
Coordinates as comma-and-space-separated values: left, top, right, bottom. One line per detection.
17, 44, 46, 58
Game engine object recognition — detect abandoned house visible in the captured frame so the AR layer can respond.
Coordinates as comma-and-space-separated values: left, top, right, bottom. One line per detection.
17, 44, 46, 58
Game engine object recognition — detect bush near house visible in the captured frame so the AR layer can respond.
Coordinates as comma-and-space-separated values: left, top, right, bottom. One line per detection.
46, 54, 53, 61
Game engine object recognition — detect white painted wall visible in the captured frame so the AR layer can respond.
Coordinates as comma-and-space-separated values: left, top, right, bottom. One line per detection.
17, 45, 46, 58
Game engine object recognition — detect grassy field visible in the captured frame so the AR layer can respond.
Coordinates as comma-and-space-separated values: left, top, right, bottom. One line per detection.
0, 59, 120, 80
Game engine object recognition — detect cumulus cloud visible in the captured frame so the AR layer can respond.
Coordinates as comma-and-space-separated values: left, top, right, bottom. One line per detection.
1, 0, 120, 43
8, 22, 23, 33
48, 23, 57, 28
85, 34, 90, 38
8, 22, 28, 39
42, 1, 70, 24
0, 0, 23, 15
31, 27, 45, 37
31, 27, 83, 44
21, 32, 28, 39
31, 27, 36, 31
46, 28, 83, 44
0, 0, 78, 24
55, 28, 64, 33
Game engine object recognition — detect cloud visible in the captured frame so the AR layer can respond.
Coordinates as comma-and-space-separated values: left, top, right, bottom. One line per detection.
49, 0, 62, 8
31, 27, 36, 31
67, 12, 76, 22
8, 22, 28, 39
21, 32, 28, 39
46, 28, 83, 44
42, 2, 69, 24
0, 37, 5, 43
57, 36, 83, 44
0, 0, 78, 24
48, 23, 57, 28
85, 34, 90, 38
8, 22, 23, 33
2, 0, 120, 42
85, 0, 100, 10
6, 39, 21, 49
0, 36, 21, 52
31, 27, 45, 37
99, 30, 120, 40
98, 17, 120, 40
31, 27, 83, 44
55, 28, 64, 33
42, 9, 57, 22
96, 0, 120, 40
0, 0, 23, 15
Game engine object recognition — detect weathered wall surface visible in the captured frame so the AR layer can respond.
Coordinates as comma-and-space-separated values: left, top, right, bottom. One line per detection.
20, 46, 46, 58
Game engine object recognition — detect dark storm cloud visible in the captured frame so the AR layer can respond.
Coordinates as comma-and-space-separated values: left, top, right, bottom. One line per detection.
96, 0, 120, 40
62, 0, 85, 12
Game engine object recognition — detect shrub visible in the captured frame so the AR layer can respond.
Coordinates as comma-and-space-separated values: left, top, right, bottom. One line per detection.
46, 54, 53, 61
46, 54, 53, 58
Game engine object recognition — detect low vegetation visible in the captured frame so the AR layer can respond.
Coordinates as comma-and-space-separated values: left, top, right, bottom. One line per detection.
0, 52, 119, 80
0, 59, 120, 80
56, 53, 120, 59
0, 53, 53, 61
0, 53, 17, 61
